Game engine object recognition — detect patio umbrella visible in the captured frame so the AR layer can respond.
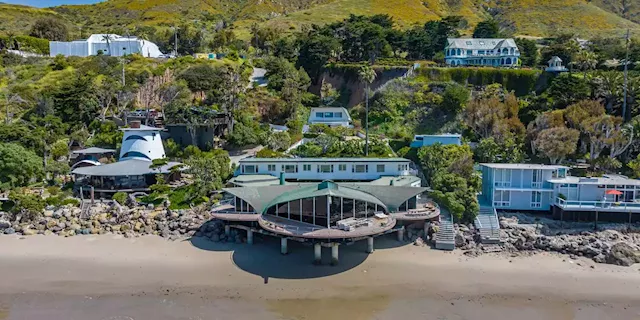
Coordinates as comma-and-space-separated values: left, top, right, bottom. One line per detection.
605, 190, 623, 195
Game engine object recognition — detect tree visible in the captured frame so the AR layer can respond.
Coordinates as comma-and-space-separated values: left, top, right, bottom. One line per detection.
29, 17, 68, 41
593, 71, 623, 114
8, 189, 45, 222
265, 131, 291, 151
474, 137, 524, 163
515, 38, 539, 67
51, 74, 99, 126
473, 19, 500, 38
534, 127, 580, 164
571, 50, 598, 79
463, 92, 524, 142
178, 63, 219, 93
546, 74, 591, 108
358, 65, 377, 155
185, 150, 231, 199
440, 83, 469, 114
0, 143, 43, 189
298, 33, 341, 82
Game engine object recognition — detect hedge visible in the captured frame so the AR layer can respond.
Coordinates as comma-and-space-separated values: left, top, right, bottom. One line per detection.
0, 35, 49, 55
415, 67, 542, 96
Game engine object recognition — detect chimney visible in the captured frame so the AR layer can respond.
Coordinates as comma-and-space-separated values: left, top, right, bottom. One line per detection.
130, 120, 141, 129
279, 172, 285, 185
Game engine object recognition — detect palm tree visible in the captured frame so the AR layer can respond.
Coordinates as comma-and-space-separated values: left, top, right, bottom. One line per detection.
572, 50, 598, 80
358, 65, 377, 156
102, 34, 112, 56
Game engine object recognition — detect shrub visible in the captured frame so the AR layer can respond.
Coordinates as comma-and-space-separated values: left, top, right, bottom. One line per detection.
61, 198, 80, 207
415, 67, 541, 96
112, 192, 127, 205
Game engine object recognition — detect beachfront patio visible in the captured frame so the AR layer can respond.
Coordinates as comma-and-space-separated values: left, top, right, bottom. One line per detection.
258, 214, 396, 239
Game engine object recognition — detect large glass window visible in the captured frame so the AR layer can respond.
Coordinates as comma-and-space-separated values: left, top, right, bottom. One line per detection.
301, 198, 314, 224
268, 164, 276, 171
338, 164, 347, 171
334, 112, 342, 118
342, 198, 354, 219
531, 191, 542, 208
493, 190, 510, 207
329, 196, 342, 225
355, 200, 368, 218
316, 112, 324, 118
289, 199, 301, 221
494, 169, 511, 187
282, 164, 298, 173
376, 164, 385, 173
315, 196, 328, 227
242, 165, 256, 174
353, 164, 368, 173
324, 112, 334, 118
318, 164, 334, 173
303, 164, 311, 171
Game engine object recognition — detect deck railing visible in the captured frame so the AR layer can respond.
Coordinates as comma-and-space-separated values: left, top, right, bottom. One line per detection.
556, 197, 640, 212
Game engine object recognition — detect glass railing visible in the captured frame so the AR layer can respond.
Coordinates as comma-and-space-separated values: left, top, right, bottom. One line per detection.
556, 197, 640, 211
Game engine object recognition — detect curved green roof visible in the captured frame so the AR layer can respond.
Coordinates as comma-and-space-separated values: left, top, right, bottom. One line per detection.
223, 181, 428, 214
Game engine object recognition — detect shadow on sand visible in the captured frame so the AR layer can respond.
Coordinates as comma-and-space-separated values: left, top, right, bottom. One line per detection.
189, 232, 408, 280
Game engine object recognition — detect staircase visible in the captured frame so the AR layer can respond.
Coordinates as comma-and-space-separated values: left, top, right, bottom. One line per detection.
435, 216, 455, 251
474, 207, 501, 244
80, 200, 92, 219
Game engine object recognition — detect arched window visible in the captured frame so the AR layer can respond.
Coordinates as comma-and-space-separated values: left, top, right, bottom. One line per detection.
501, 58, 505, 65
506, 58, 512, 65
502, 48, 508, 55
510, 48, 514, 55
457, 49, 461, 55
121, 151, 151, 160
125, 135, 147, 141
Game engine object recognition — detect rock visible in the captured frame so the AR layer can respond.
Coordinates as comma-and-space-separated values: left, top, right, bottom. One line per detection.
606, 243, 640, 267
70, 224, 81, 231
414, 237, 425, 246
134, 221, 143, 231
147, 204, 155, 210
22, 228, 36, 236
0, 219, 10, 230
43, 210, 54, 218
4, 227, 15, 235
455, 233, 466, 247
81, 228, 91, 235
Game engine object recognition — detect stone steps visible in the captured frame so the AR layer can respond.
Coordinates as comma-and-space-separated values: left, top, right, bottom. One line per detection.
435, 220, 455, 251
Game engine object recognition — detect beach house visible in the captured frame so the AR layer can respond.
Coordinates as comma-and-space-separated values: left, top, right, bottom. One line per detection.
308, 107, 352, 128
71, 122, 182, 198
481, 163, 640, 222
445, 38, 520, 67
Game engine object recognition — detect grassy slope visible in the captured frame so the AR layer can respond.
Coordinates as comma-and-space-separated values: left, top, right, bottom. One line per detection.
0, 0, 639, 39
0, 4, 64, 36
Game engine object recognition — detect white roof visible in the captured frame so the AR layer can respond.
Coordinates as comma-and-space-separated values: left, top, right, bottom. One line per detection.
481, 163, 569, 170
72, 147, 116, 154
446, 38, 517, 50
548, 175, 640, 186
310, 107, 352, 121
549, 56, 563, 63
72, 159, 182, 177
414, 133, 461, 138
120, 124, 165, 131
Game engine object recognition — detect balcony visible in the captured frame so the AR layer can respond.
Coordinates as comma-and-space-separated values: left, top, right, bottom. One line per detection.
555, 197, 640, 213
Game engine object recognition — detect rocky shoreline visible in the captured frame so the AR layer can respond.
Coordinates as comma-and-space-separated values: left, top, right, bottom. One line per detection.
455, 213, 640, 267
0, 202, 235, 242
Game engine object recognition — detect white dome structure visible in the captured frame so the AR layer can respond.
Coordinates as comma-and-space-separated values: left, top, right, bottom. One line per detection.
119, 122, 166, 161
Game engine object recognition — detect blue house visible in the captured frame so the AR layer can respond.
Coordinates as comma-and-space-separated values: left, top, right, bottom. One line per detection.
481, 163, 640, 222
410, 134, 462, 148
445, 38, 520, 67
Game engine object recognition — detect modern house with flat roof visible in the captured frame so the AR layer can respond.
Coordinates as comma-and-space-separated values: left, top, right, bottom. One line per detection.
50, 34, 164, 58
72, 122, 182, 198
481, 163, 640, 222
410, 134, 462, 148
445, 38, 520, 67
308, 107, 352, 127
235, 157, 413, 182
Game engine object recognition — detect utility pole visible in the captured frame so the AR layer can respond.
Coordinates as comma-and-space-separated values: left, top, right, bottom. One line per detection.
121, 52, 126, 87
173, 25, 179, 57
623, 28, 630, 122
365, 85, 369, 156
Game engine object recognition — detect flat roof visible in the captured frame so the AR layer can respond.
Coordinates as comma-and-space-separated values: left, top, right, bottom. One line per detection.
229, 175, 421, 187
414, 134, 461, 138
481, 163, 569, 170
72, 159, 182, 176
548, 175, 640, 186
72, 147, 116, 154
120, 124, 165, 131
240, 157, 410, 163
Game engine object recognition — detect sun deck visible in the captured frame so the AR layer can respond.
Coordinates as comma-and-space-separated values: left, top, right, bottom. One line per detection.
555, 198, 640, 213
391, 201, 440, 221
258, 214, 396, 239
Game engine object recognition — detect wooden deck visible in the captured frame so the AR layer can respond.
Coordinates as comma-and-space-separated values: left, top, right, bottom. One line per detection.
392, 202, 440, 221
258, 214, 396, 239
210, 204, 260, 221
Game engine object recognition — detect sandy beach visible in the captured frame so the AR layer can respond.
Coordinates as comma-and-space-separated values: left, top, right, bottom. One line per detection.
0, 234, 639, 320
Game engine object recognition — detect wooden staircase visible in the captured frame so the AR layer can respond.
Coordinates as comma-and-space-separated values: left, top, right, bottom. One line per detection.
435, 216, 455, 251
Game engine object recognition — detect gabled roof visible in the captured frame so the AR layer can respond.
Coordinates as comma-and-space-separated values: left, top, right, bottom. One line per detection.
446, 38, 517, 50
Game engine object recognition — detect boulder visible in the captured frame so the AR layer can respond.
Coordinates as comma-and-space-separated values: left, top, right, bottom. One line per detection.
43, 210, 54, 218
606, 243, 640, 267
22, 228, 36, 236
414, 237, 425, 246
455, 233, 466, 247
4, 227, 15, 235
0, 219, 11, 230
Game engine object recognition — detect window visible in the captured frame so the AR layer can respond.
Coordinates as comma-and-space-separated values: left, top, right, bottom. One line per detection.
316, 112, 324, 118
398, 164, 408, 171
324, 112, 334, 118
353, 164, 368, 173
493, 190, 510, 207
467, 50, 472, 55
125, 135, 147, 141
478, 50, 485, 55
268, 164, 276, 171
338, 164, 347, 171
532, 169, 542, 188
318, 164, 334, 173
465, 41, 472, 45
282, 164, 298, 173
494, 169, 511, 187
121, 151, 151, 160
531, 191, 542, 208
334, 112, 342, 118
303, 164, 311, 171
242, 165, 256, 174
376, 164, 385, 173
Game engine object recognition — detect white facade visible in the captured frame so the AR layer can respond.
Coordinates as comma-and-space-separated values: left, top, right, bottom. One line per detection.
50, 34, 164, 58
308, 107, 352, 127
237, 158, 411, 181
445, 38, 520, 67
119, 125, 166, 161
546, 56, 568, 72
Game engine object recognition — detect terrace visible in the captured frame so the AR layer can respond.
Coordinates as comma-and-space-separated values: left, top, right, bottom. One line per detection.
555, 197, 640, 213
258, 214, 396, 239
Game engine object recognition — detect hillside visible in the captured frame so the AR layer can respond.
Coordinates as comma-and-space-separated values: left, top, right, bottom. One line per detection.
0, 0, 639, 39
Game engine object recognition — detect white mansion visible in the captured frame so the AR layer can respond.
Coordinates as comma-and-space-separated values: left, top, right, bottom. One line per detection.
445, 38, 520, 67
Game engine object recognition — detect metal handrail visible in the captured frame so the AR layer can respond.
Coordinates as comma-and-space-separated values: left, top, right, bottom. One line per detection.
556, 197, 640, 210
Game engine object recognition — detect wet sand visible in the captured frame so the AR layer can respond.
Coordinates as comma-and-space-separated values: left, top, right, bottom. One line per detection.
0, 234, 639, 320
